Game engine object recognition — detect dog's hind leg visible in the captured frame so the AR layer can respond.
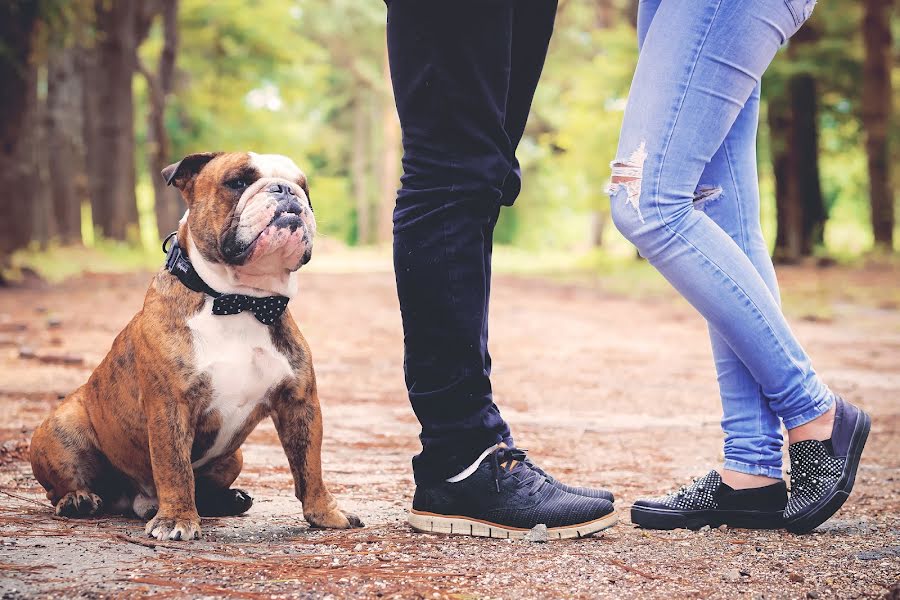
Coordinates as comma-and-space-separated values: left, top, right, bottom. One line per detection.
30, 393, 107, 517
194, 449, 253, 517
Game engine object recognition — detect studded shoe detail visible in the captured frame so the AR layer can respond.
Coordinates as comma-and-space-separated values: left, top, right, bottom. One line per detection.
631, 470, 787, 531
784, 397, 871, 534
785, 441, 844, 519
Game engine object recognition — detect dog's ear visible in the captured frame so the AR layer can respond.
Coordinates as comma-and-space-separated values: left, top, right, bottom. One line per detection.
161, 152, 223, 191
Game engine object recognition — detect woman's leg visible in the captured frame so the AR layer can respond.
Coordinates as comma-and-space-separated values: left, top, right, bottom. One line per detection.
636, 0, 784, 485
696, 85, 785, 484
609, 0, 833, 431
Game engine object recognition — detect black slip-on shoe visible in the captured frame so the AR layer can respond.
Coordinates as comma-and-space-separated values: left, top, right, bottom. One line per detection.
631, 470, 787, 531
784, 397, 871, 534
409, 447, 617, 539
523, 457, 615, 502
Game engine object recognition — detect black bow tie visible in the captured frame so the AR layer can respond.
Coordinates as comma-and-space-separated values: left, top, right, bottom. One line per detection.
211, 294, 289, 325
163, 232, 290, 326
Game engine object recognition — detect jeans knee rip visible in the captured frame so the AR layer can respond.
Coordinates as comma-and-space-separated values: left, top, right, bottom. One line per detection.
692, 184, 723, 209
607, 140, 647, 223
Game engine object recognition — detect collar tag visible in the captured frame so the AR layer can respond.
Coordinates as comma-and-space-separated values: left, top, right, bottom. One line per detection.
162, 232, 221, 298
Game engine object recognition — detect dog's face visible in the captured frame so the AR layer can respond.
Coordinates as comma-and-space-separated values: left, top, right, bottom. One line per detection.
163, 152, 316, 278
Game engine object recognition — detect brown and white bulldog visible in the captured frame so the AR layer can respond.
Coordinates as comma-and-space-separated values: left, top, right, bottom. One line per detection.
30, 152, 363, 540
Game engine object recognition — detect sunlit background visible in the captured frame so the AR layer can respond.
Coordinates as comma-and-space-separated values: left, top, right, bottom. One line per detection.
0, 0, 897, 282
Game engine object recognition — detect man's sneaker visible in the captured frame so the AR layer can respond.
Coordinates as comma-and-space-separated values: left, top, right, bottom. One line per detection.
408, 447, 617, 539
785, 397, 871, 534
523, 457, 615, 502
631, 470, 786, 530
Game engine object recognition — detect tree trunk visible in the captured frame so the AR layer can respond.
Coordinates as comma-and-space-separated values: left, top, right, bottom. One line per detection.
47, 46, 88, 244
31, 69, 55, 248
377, 46, 401, 245
771, 24, 826, 263
0, 2, 39, 266
789, 73, 826, 255
81, 44, 103, 242
140, 0, 182, 240
86, 0, 140, 241
770, 95, 802, 263
861, 0, 894, 251
596, 0, 615, 28
352, 94, 371, 245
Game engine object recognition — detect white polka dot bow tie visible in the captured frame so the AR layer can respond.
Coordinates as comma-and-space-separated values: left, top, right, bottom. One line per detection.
211, 294, 290, 325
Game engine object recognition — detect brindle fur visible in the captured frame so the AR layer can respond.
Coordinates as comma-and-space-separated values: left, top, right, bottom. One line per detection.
30, 152, 361, 541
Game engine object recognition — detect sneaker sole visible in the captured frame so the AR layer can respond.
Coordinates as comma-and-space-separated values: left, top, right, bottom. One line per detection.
785, 408, 871, 534
408, 509, 618, 539
630, 506, 785, 531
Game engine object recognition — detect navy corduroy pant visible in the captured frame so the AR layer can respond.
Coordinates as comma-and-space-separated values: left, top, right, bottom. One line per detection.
385, 0, 559, 484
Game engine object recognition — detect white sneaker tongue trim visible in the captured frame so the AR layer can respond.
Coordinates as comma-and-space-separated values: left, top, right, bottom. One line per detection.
446, 444, 499, 483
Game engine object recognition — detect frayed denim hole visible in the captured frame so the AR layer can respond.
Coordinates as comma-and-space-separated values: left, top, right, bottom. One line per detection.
607, 140, 648, 223
692, 185, 724, 211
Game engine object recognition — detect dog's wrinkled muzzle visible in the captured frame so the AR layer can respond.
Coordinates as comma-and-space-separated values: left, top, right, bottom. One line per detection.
221, 180, 314, 268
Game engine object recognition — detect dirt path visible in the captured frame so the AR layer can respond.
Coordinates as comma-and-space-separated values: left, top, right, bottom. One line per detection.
0, 265, 898, 599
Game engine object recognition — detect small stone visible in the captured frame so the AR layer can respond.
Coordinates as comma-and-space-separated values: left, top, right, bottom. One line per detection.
524, 523, 548, 543
718, 524, 728, 531
723, 568, 741, 583
47, 316, 62, 328
789, 573, 805, 583
807, 592, 820, 599
699, 525, 711, 532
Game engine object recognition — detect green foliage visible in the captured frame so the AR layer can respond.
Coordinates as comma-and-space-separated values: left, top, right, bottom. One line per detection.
127, 0, 894, 256
504, 21, 638, 249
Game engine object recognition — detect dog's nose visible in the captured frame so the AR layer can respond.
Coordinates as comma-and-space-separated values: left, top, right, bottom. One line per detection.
267, 182, 296, 199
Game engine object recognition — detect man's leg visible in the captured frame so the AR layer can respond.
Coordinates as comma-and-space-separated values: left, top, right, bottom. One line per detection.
387, 0, 517, 485
387, 0, 616, 538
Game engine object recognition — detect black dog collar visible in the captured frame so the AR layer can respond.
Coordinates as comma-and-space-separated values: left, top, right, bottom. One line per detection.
163, 232, 290, 326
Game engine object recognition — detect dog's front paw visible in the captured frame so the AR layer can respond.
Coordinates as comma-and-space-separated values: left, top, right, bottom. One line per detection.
305, 508, 365, 529
145, 512, 201, 541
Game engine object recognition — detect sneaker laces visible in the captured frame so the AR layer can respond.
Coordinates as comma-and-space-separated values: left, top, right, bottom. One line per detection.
490, 447, 547, 496
520, 453, 556, 483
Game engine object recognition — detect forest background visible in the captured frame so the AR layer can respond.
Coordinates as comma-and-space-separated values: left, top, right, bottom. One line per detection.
0, 0, 896, 280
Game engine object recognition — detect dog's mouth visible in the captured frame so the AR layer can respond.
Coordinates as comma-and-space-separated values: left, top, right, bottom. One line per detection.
271, 201, 305, 229
221, 196, 312, 267
221, 232, 258, 265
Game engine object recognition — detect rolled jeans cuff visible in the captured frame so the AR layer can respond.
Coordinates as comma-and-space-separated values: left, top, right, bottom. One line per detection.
723, 459, 783, 480
781, 392, 835, 430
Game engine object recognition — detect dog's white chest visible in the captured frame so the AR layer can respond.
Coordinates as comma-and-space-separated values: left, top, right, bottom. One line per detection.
188, 299, 293, 468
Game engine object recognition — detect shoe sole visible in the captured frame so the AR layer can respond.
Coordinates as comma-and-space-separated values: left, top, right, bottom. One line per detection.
630, 506, 784, 531
408, 508, 618, 540
784, 408, 871, 534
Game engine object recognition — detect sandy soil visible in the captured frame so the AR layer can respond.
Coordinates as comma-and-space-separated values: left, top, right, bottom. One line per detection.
0, 263, 898, 599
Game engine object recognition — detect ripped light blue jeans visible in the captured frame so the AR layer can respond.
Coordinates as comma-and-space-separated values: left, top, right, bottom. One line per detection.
609, 0, 833, 479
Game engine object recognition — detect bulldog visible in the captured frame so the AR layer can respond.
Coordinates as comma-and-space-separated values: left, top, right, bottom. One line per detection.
30, 152, 363, 540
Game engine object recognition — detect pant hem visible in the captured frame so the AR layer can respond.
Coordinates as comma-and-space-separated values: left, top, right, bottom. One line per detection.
412, 431, 505, 486
723, 459, 783, 480
781, 392, 835, 430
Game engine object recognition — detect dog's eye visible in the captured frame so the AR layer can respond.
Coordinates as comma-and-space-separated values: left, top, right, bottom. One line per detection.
225, 177, 250, 191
